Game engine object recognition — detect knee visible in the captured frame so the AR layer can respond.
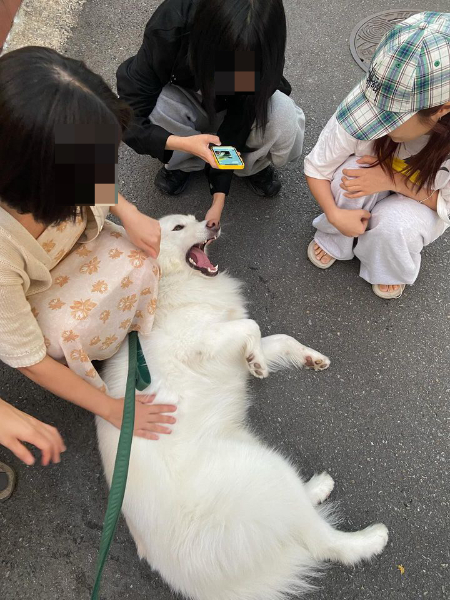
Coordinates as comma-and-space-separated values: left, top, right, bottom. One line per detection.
369, 200, 418, 244
330, 156, 364, 195
266, 92, 305, 146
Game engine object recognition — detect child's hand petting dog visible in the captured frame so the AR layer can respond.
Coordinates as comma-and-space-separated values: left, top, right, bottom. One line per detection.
108, 394, 177, 440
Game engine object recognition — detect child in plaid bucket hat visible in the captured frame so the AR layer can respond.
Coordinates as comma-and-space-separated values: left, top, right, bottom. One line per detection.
304, 11, 450, 299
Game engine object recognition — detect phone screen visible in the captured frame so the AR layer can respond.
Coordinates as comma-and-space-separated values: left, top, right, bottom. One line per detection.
211, 146, 243, 167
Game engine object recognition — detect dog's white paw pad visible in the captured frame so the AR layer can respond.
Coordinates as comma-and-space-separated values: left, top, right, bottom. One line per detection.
304, 354, 330, 371
247, 357, 269, 378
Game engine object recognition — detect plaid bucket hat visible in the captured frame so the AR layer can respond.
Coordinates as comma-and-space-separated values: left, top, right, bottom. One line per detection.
337, 11, 450, 141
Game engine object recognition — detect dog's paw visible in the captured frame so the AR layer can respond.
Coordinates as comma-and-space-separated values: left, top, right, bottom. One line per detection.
306, 471, 335, 505
246, 352, 269, 379
303, 349, 330, 371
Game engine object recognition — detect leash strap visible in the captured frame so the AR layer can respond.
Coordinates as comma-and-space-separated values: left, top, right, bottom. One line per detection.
91, 330, 151, 599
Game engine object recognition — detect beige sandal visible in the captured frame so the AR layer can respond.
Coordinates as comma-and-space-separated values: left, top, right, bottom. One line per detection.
372, 284, 406, 299
307, 240, 336, 269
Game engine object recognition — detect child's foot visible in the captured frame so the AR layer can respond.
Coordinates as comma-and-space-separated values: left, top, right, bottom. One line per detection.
372, 284, 405, 299
307, 240, 336, 269
314, 243, 334, 265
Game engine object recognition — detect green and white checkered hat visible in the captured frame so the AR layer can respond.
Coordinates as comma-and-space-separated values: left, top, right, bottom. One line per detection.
337, 12, 450, 140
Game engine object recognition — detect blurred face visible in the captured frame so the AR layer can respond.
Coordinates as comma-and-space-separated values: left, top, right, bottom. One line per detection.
214, 50, 260, 95
388, 102, 450, 142
54, 123, 120, 206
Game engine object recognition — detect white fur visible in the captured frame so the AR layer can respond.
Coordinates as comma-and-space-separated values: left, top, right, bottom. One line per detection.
97, 215, 388, 600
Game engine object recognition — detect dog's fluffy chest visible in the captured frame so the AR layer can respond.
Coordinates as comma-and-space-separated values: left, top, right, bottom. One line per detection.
154, 272, 247, 332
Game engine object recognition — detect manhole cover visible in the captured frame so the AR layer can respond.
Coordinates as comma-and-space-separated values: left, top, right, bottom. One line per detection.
350, 10, 421, 71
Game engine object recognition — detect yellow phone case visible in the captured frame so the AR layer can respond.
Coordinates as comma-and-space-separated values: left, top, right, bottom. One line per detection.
211, 146, 245, 170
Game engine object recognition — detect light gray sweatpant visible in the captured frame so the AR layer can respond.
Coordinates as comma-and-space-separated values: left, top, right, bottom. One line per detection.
313, 156, 448, 285
149, 84, 305, 176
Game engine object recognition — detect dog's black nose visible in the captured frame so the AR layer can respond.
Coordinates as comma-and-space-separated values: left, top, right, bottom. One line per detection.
206, 220, 220, 232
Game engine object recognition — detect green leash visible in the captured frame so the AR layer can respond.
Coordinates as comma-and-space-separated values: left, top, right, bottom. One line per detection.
91, 330, 151, 600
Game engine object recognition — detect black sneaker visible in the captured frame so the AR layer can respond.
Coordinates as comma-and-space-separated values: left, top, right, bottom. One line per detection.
244, 164, 281, 197
0, 461, 16, 502
154, 167, 191, 195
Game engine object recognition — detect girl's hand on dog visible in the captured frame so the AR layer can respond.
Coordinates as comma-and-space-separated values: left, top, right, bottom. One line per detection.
109, 395, 177, 440
0, 397, 66, 466
340, 155, 394, 197
120, 208, 161, 259
328, 207, 371, 237
205, 192, 225, 225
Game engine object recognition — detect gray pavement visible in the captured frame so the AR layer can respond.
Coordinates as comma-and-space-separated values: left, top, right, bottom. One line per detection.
1, 1, 449, 599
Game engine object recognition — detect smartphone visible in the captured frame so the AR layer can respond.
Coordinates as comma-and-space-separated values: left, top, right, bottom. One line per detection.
210, 145, 245, 169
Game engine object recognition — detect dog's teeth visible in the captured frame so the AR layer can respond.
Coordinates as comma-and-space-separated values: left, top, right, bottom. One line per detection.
189, 258, 196, 265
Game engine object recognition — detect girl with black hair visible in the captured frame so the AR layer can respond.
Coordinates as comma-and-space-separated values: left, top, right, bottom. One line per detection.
0, 46, 176, 484
117, 0, 305, 225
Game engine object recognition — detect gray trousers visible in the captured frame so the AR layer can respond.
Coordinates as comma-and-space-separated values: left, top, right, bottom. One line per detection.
149, 85, 305, 176
313, 156, 447, 285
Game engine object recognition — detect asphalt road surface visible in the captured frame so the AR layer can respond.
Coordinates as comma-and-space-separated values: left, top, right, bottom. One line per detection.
1, 1, 449, 599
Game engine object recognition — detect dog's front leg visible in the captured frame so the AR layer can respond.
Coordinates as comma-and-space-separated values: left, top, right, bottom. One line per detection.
204, 319, 269, 378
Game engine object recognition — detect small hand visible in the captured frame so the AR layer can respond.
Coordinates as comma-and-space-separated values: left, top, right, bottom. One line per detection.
205, 193, 225, 225
0, 398, 66, 466
109, 394, 177, 440
329, 207, 371, 237
340, 155, 394, 198
121, 210, 161, 259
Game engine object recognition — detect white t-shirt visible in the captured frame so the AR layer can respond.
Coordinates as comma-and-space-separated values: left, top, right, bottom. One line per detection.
304, 114, 450, 226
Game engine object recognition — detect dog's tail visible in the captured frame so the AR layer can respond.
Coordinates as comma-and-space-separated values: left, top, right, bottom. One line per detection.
188, 546, 322, 600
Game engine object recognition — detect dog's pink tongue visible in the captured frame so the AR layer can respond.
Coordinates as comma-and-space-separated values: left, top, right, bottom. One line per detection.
189, 247, 214, 269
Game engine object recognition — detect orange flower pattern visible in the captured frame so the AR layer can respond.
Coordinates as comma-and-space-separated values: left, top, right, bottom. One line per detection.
49, 298, 65, 310
71, 299, 97, 320
99, 310, 111, 324
120, 318, 132, 330
31, 220, 159, 391
75, 245, 91, 257
147, 298, 157, 315
42, 239, 56, 253
54, 275, 70, 287
100, 335, 118, 351
128, 249, 147, 268
92, 280, 109, 294
62, 330, 79, 343
80, 256, 101, 275
108, 248, 123, 259
118, 294, 138, 312
121, 276, 133, 289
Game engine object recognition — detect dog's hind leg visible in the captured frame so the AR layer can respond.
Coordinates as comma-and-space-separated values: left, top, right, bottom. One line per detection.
260, 334, 330, 372
293, 495, 388, 566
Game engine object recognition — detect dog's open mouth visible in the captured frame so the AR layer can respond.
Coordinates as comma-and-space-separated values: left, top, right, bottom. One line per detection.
186, 236, 219, 276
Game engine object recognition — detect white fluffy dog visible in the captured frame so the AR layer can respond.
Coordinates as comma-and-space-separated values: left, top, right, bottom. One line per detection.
97, 215, 388, 600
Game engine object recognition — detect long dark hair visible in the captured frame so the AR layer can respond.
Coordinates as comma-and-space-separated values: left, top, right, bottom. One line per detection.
373, 106, 450, 191
189, 0, 287, 132
0, 46, 132, 226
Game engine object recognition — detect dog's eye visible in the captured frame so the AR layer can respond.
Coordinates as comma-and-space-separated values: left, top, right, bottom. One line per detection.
172, 225, 185, 231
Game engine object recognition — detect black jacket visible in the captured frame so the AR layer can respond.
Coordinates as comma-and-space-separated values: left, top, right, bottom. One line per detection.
116, 0, 291, 195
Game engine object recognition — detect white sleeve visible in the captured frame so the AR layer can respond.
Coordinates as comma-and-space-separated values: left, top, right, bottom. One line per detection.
304, 114, 359, 181
434, 159, 450, 226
